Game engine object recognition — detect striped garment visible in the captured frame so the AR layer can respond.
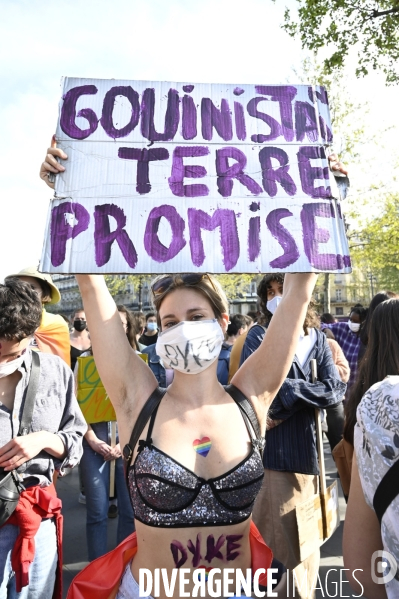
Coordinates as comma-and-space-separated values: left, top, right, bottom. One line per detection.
321, 321, 360, 393
240, 326, 346, 475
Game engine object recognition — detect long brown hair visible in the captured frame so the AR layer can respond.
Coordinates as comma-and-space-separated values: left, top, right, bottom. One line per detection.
131, 311, 146, 350
344, 298, 399, 445
116, 305, 136, 350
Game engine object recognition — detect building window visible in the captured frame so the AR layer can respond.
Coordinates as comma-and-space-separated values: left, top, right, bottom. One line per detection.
336, 289, 342, 301
335, 307, 343, 316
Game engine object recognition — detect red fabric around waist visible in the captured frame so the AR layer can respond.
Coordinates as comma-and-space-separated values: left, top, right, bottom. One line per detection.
67, 520, 272, 599
6, 483, 63, 598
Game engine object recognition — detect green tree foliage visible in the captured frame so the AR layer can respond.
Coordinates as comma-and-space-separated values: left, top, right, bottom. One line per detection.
104, 273, 257, 309
105, 275, 152, 302
350, 193, 399, 291
279, 1, 399, 84
214, 274, 256, 303
291, 57, 369, 163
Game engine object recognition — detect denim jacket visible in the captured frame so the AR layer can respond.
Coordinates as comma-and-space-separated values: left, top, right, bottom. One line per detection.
240, 326, 346, 475
142, 344, 167, 387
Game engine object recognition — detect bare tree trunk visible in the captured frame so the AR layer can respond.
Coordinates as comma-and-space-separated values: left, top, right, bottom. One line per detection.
324, 273, 331, 314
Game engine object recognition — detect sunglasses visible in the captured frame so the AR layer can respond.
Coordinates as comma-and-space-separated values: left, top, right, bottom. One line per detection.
151, 274, 217, 297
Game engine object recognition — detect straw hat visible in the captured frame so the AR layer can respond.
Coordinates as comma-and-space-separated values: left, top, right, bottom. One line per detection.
5, 266, 61, 305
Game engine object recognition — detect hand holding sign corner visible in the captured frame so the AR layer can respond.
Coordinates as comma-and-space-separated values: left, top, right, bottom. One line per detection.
40, 136, 67, 189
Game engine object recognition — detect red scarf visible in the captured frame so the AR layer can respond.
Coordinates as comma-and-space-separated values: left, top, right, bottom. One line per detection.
6, 483, 63, 598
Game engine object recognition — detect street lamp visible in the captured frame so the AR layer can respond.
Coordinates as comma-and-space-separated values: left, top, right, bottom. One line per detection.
367, 271, 377, 299
137, 276, 143, 311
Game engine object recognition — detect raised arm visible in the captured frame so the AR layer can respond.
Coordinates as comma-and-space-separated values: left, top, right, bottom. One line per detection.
75, 275, 157, 421
39, 140, 157, 426
232, 273, 317, 409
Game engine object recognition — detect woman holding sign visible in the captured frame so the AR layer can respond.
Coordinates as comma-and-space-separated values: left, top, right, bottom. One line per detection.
41, 143, 318, 599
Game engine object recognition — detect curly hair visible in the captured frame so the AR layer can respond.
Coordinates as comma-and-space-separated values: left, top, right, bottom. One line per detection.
257, 273, 285, 326
0, 278, 43, 341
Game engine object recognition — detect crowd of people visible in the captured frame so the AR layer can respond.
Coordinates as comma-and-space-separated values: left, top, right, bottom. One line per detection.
0, 146, 398, 599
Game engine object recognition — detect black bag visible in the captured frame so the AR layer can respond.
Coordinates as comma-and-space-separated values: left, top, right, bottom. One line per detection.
0, 351, 40, 526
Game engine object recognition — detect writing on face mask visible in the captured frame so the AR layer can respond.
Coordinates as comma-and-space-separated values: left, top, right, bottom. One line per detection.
163, 338, 219, 370
156, 320, 224, 375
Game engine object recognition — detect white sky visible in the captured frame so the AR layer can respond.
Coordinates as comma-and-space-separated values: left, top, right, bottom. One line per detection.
1, 0, 398, 281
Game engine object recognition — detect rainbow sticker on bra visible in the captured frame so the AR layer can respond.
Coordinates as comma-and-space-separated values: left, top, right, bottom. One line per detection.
193, 437, 212, 457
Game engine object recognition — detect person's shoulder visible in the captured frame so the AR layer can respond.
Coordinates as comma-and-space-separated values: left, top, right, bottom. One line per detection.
311, 328, 327, 351
326, 337, 339, 351
246, 323, 266, 338
366, 376, 399, 398
37, 351, 72, 378
42, 311, 69, 328
358, 377, 399, 431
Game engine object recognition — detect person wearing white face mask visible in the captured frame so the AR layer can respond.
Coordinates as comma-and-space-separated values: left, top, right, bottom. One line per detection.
321, 305, 368, 397
0, 278, 86, 599
240, 273, 345, 599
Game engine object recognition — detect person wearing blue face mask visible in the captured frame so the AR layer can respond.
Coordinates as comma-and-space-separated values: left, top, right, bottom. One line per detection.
138, 313, 159, 348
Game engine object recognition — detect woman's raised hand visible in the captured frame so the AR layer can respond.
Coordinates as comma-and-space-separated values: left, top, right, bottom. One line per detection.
39, 135, 68, 189
328, 153, 348, 176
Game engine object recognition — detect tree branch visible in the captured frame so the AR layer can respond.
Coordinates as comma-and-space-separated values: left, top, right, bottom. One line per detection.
372, 7, 399, 18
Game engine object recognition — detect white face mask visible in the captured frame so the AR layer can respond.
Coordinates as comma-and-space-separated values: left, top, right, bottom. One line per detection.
156, 319, 224, 375
0, 354, 25, 379
348, 321, 360, 333
267, 295, 282, 315
147, 322, 158, 332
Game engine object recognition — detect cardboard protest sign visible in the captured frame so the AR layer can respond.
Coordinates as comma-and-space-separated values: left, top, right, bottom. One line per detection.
76, 354, 147, 423
40, 78, 351, 274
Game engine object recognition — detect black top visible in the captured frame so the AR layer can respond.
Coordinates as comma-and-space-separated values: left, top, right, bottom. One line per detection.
70, 345, 88, 371
138, 332, 158, 347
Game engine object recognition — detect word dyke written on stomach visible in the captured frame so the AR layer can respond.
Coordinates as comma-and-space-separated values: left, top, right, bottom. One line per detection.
40, 78, 351, 274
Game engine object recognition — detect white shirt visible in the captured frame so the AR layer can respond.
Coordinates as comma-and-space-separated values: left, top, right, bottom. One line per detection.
295, 327, 317, 367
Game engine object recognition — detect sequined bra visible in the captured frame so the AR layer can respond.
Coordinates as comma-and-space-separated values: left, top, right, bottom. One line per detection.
126, 385, 265, 528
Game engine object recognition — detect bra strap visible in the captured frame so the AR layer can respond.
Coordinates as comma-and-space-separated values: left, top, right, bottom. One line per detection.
146, 403, 160, 444
224, 384, 265, 456
123, 387, 167, 481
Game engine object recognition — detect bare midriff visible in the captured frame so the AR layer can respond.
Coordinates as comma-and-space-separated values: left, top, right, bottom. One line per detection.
131, 518, 252, 599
